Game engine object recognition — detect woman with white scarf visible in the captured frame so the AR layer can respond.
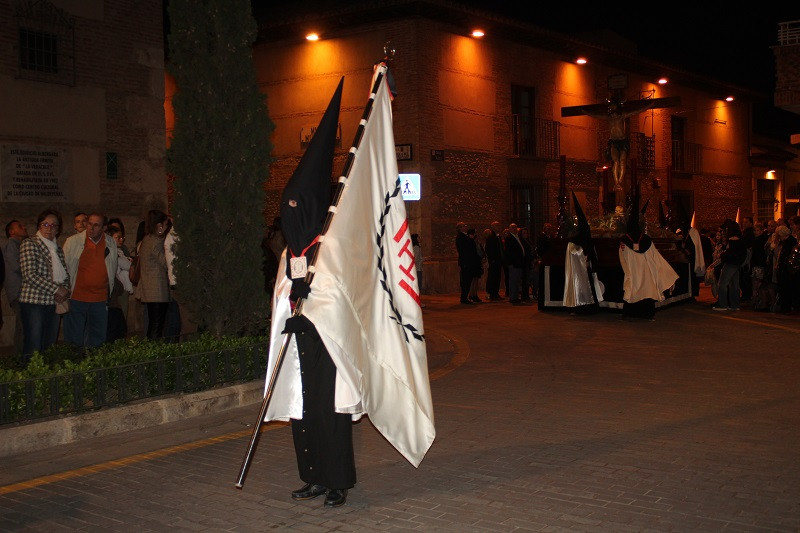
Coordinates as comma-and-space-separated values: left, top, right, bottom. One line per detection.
18, 209, 71, 363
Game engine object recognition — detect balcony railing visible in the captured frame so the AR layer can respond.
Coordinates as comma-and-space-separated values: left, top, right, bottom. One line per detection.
512, 116, 560, 159
778, 20, 800, 46
672, 141, 702, 173
630, 132, 655, 169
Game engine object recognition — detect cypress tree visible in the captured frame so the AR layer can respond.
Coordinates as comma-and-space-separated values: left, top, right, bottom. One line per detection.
166, 0, 273, 336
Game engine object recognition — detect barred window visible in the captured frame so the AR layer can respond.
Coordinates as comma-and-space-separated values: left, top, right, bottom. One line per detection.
14, 0, 75, 86
19, 28, 59, 73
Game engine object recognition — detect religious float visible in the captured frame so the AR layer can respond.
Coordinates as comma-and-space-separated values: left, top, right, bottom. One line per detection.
536, 224, 693, 313
540, 79, 694, 313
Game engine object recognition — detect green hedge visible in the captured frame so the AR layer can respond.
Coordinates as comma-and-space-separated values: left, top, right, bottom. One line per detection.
0, 333, 269, 385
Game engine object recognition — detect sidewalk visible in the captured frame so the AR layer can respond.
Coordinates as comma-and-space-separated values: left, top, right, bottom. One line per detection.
1, 289, 799, 532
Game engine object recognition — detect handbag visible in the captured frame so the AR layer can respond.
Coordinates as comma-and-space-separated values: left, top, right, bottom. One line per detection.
129, 254, 141, 286
703, 265, 715, 287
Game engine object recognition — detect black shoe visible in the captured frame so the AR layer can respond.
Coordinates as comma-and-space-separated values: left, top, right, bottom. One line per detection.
460, 299, 473, 304
324, 489, 347, 507
470, 296, 483, 302
291, 483, 328, 501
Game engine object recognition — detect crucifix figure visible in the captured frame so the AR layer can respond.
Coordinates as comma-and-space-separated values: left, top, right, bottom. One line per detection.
562, 86, 680, 208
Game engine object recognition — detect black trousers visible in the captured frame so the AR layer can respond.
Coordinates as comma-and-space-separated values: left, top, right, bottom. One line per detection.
291, 327, 356, 490
740, 267, 753, 300
146, 302, 169, 340
486, 261, 502, 297
459, 267, 472, 301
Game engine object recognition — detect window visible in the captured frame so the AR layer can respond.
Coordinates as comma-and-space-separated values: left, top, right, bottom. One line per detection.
671, 116, 686, 170
671, 189, 694, 225
14, 0, 75, 85
511, 85, 535, 156
511, 180, 549, 236
757, 179, 777, 221
19, 29, 58, 72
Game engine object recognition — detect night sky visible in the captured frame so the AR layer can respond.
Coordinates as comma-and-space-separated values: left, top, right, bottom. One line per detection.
467, 2, 800, 140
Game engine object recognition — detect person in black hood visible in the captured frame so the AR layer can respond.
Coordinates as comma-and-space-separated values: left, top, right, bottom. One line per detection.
618, 188, 678, 319
277, 78, 355, 508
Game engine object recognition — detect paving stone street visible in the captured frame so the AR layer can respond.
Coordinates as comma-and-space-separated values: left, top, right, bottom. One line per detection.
1, 287, 799, 532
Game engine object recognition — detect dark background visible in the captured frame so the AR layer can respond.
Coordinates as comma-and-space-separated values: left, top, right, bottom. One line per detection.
235, 1, 799, 140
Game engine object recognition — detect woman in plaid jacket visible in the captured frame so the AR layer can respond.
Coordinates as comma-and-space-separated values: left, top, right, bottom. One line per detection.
19, 209, 71, 362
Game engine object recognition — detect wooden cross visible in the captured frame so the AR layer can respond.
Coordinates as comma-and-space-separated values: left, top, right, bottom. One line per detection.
562, 87, 680, 208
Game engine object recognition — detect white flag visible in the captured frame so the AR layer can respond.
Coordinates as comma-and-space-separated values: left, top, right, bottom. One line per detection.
265, 66, 435, 467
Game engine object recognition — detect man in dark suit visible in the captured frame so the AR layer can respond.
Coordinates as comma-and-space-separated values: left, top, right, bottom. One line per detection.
739, 216, 755, 303
504, 223, 525, 304
456, 222, 476, 304
484, 221, 504, 300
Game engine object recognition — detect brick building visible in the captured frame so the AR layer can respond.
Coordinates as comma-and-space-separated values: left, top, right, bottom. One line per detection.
773, 19, 800, 215
0, 0, 167, 235
252, 1, 799, 293
0, 0, 166, 345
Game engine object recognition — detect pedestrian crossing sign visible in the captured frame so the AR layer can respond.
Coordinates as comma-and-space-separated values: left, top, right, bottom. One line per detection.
400, 173, 420, 201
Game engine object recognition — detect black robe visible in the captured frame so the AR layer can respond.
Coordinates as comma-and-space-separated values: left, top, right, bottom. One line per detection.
289, 317, 356, 490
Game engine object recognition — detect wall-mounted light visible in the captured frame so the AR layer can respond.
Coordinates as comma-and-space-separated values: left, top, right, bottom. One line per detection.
658, 77, 668, 85
306, 32, 320, 41
725, 95, 734, 102
471, 29, 485, 38
575, 57, 588, 65
766, 170, 776, 180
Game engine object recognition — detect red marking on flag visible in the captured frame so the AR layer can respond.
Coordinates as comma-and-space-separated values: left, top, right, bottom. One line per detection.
397, 238, 415, 279
399, 279, 421, 307
393, 219, 409, 242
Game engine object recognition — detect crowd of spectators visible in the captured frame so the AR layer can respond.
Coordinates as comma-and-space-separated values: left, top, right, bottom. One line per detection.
455, 220, 551, 305
703, 215, 800, 314
2, 209, 180, 366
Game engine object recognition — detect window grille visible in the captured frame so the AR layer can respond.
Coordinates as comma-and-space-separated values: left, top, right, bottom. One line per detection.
672, 141, 702, 173
14, 0, 75, 86
511, 116, 560, 159
757, 179, 777, 221
630, 132, 655, 169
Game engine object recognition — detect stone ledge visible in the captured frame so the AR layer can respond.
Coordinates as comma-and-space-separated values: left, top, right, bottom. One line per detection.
0, 380, 265, 458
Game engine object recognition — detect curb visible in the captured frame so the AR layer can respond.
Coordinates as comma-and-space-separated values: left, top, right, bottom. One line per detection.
0, 326, 461, 459
0, 380, 265, 458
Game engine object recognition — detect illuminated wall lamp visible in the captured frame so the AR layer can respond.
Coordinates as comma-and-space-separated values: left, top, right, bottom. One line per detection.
306, 32, 320, 41
576, 57, 587, 65
658, 77, 668, 85
471, 29, 485, 37
766, 170, 776, 180
725, 96, 734, 102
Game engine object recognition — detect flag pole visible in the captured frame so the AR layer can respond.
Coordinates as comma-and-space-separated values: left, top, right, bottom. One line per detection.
234, 63, 389, 489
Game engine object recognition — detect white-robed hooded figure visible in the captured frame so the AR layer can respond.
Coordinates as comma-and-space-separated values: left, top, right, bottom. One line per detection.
563, 192, 604, 310
618, 190, 679, 319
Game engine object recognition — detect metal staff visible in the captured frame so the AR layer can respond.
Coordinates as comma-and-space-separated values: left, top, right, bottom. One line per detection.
235, 64, 388, 489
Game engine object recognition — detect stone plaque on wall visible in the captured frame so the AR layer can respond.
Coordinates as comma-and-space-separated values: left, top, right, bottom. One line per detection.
0, 144, 70, 202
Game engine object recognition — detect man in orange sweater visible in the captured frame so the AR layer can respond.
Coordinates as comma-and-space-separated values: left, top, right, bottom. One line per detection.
63, 213, 118, 348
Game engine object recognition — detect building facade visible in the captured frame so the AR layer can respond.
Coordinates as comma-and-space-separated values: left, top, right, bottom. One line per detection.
773, 19, 800, 216
253, 1, 785, 293
0, 0, 166, 345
